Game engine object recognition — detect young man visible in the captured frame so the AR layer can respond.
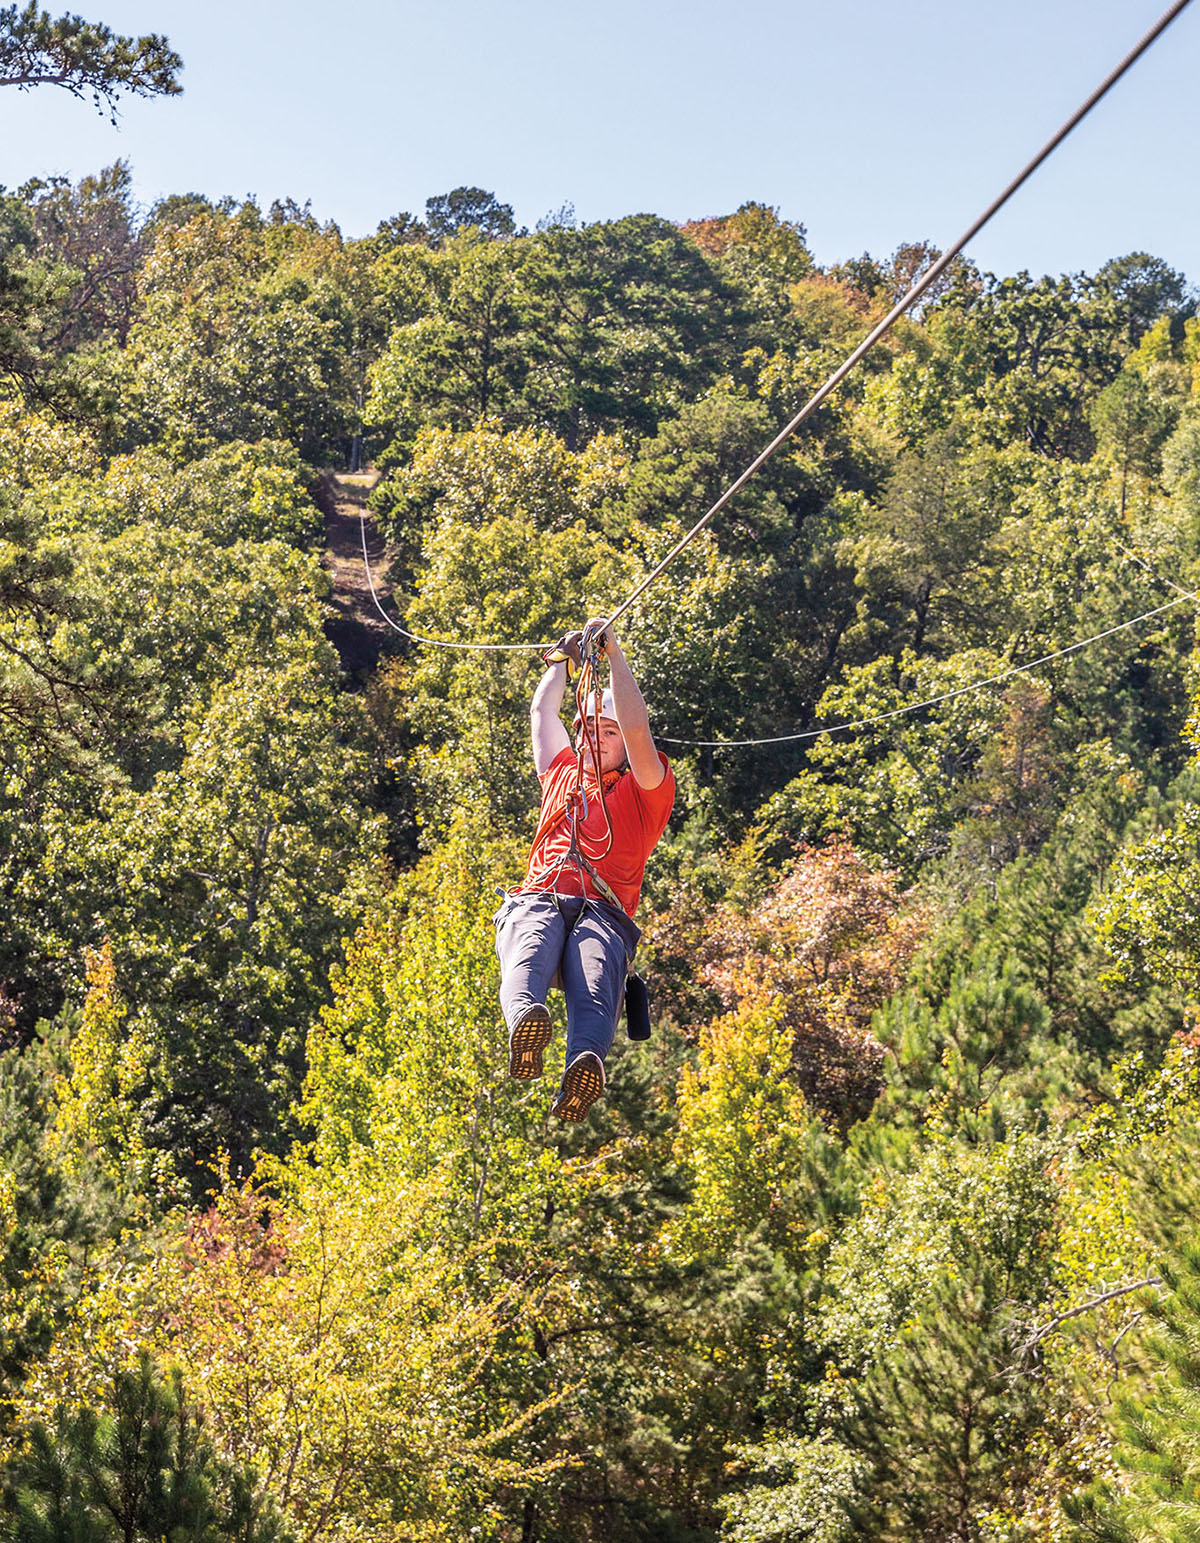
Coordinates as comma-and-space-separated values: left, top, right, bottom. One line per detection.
493, 619, 675, 1122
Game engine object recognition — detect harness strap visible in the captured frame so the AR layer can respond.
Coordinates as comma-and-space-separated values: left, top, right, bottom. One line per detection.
524, 629, 627, 912
529, 783, 625, 913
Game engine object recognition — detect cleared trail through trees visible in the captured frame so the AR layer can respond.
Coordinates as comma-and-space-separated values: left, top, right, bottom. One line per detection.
321, 470, 393, 679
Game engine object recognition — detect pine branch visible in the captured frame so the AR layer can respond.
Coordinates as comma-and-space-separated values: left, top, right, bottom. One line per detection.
0, 3, 181, 122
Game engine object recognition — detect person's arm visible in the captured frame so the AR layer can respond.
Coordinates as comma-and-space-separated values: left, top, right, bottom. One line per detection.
590, 619, 666, 791
531, 660, 571, 776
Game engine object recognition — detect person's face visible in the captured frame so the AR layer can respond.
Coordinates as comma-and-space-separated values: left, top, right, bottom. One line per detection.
576, 716, 626, 774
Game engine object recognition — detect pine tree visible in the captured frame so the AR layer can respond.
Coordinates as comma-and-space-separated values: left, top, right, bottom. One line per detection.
2, 1353, 291, 1542
844, 1263, 1043, 1543
1066, 1250, 1200, 1541
0, 4, 181, 118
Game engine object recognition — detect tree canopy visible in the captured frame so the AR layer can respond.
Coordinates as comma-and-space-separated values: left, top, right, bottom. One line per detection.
0, 124, 1198, 1541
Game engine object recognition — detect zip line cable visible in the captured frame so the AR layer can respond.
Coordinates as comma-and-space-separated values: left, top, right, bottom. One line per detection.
1117, 539, 1197, 599
358, 0, 1196, 678
599, 0, 1197, 633
655, 589, 1198, 749
358, 502, 548, 652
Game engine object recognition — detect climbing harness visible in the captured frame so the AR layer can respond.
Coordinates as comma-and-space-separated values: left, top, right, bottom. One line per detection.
528, 626, 624, 910
551, 647, 653, 1041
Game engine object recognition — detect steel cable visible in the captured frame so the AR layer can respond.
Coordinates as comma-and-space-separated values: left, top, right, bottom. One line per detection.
600, 0, 1196, 632
355, 0, 1197, 725
655, 589, 1197, 749
358, 501, 548, 652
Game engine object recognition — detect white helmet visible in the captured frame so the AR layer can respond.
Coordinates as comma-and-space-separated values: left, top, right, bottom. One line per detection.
572, 687, 618, 730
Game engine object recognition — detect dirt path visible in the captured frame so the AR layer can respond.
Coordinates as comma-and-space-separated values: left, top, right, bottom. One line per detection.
320, 469, 396, 679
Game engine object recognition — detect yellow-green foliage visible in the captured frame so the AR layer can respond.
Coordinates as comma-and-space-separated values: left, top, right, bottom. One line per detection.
1091, 640, 1200, 998
304, 841, 513, 1168
10, 1159, 560, 1543
0, 1169, 20, 1390
1055, 1160, 1143, 1300
302, 839, 574, 1245
388, 419, 629, 535
52, 942, 153, 1179
818, 1133, 1061, 1370
0, 398, 99, 489
173, 1165, 559, 1542
672, 991, 830, 1262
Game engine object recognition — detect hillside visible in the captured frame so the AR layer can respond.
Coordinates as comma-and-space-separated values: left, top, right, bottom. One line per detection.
2, 166, 1200, 1541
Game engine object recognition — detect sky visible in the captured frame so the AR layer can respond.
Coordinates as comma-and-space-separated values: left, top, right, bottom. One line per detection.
1, 0, 1198, 283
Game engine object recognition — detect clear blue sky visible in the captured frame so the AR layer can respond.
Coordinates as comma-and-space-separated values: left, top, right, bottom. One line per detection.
2, 0, 1197, 283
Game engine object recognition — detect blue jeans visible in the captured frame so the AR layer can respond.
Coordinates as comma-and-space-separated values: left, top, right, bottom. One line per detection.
494, 891, 641, 1067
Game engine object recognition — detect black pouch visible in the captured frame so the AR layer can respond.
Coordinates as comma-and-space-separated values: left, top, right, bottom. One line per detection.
625, 972, 651, 1041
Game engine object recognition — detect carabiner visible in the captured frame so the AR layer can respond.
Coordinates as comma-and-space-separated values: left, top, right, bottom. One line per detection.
580, 619, 608, 662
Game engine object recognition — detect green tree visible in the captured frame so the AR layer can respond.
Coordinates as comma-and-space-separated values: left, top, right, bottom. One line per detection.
719, 1436, 865, 1543
387, 433, 629, 838
124, 209, 358, 460
760, 648, 1012, 875
730, 1137, 1064, 1543
1093, 253, 1190, 351
367, 232, 528, 459
515, 215, 741, 447
1066, 1122, 1200, 1541
0, 4, 181, 118
842, 1263, 1045, 1543
164, 1167, 550, 1543
52, 941, 153, 1183
839, 432, 1017, 658
0, 1026, 125, 1425
0, 194, 93, 406
0, 510, 343, 1041
2, 1353, 291, 1542
19, 162, 143, 349
682, 201, 814, 339
371, 417, 627, 565
872, 950, 1064, 1142
926, 264, 1177, 459
38, 659, 385, 1180
934, 744, 1179, 1065
1090, 659, 1200, 1005
36, 439, 320, 547
819, 1134, 1060, 1374
425, 185, 515, 243
1091, 368, 1177, 514
1161, 404, 1200, 530
617, 388, 804, 557
0, 490, 106, 759
1093, 802, 1200, 1000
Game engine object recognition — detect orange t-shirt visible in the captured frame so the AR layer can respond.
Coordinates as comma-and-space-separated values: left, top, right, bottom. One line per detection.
521, 747, 675, 918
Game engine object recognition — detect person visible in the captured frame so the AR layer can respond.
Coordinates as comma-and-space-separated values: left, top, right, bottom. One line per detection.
493, 618, 675, 1121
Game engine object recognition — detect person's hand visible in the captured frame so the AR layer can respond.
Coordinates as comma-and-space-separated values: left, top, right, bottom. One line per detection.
542, 630, 584, 677
581, 617, 612, 657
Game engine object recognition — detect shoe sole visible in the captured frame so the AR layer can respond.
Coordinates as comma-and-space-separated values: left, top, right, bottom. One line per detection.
508, 1006, 553, 1080
552, 1055, 605, 1122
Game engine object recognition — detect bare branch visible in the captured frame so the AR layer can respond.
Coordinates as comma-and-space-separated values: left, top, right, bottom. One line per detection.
1018, 1277, 1161, 1368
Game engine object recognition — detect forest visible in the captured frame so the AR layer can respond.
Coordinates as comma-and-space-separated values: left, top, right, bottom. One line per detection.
4, 13, 1200, 1540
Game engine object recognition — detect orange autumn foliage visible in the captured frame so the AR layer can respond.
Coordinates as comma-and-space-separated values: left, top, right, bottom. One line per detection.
700, 841, 929, 1127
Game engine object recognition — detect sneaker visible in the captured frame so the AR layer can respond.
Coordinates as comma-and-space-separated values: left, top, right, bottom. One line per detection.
551, 1051, 606, 1122
508, 1004, 553, 1080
